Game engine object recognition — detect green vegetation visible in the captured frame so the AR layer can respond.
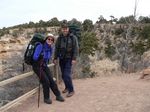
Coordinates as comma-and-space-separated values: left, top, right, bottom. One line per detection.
117, 15, 136, 24
0, 15, 149, 30
0, 27, 9, 36
80, 32, 99, 56
138, 16, 150, 23
104, 44, 116, 58
132, 41, 146, 55
139, 25, 150, 40
1, 15, 150, 75
78, 19, 99, 78
82, 19, 94, 32
114, 28, 124, 35
96, 15, 108, 24
128, 25, 150, 55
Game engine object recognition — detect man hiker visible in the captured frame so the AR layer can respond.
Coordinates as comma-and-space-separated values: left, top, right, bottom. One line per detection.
32, 33, 65, 104
53, 23, 79, 97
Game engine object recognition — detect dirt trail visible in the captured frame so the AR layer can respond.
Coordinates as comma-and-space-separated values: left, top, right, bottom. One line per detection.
6, 74, 150, 112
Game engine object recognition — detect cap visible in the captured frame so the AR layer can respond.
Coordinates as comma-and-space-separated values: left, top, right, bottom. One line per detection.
61, 20, 68, 28
46, 33, 55, 42
47, 33, 54, 37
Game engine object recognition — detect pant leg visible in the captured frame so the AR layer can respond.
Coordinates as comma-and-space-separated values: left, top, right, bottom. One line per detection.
60, 59, 74, 92
59, 59, 68, 89
32, 63, 50, 99
44, 66, 61, 97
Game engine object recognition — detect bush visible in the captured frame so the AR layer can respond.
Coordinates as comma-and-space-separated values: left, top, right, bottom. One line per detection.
82, 19, 94, 32
132, 41, 146, 55
114, 28, 124, 35
80, 32, 99, 56
104, 44, 116, 58
139, 25, 150, 40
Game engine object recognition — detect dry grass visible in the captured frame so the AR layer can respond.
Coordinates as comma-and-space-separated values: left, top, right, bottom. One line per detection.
90, 58, 120, 76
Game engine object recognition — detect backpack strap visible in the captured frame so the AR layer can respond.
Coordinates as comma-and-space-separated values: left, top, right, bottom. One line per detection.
70, 34, 75, 58
57, 33, 76, 59
33, 42, 44, 61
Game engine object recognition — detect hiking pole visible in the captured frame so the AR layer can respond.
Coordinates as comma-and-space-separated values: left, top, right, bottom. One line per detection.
38, 61, 42, 108
22, 62, 25, 72
38, 78, 40, 108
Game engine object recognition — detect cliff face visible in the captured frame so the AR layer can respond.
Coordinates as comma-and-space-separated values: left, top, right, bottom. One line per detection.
0, 27, 59, 80
0, 34, 30, 80
0, 35, 27, 56
0, 31, 35, 106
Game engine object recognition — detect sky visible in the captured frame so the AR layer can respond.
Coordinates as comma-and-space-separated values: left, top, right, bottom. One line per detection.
0, 0, 149, 28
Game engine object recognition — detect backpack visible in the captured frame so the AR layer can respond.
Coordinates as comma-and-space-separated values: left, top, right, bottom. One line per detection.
24, 33, 45, 65
69, 24, 81, 46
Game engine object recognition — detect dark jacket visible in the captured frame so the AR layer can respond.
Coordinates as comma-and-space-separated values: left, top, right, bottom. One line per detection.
33, 42, 53, 64
54, 33, 79, 60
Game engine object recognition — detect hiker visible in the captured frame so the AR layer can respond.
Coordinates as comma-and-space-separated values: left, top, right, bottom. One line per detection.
53, 23, 79, 97
32, 33, 65, 104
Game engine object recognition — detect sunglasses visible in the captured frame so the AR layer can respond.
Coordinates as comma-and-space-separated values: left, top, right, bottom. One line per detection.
47, 38, 54, 41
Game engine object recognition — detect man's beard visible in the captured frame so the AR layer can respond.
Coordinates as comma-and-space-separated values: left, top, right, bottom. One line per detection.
63, 32, 68, 36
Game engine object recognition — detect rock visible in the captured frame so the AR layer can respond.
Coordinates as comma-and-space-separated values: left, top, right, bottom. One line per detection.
9, 38, 17, 43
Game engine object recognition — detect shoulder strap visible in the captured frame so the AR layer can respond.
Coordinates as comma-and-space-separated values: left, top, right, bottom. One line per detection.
57, 35, 62, 48
69, 34, 75, 58
70, 34, 75, 48
35, 42, 44, 58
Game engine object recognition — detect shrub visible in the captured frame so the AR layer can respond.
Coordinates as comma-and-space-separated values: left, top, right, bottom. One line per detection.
80, 32, 99, 56
114, 28, 124, 35
104, 44, 116, 58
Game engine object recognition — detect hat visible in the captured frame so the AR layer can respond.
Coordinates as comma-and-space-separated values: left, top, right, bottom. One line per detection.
61, 20, 69, 28
46, 33, 55, 42
61, 24, 69, 28
47, 33, 54, 37
61, 20, 68, 28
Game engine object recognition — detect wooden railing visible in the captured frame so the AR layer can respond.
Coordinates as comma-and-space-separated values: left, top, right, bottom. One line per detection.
0, 63, 59, 112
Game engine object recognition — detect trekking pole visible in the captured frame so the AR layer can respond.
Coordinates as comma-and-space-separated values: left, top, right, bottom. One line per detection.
38, 61, 42, 108
22, 62, 25, 72
38, 78, 40, 108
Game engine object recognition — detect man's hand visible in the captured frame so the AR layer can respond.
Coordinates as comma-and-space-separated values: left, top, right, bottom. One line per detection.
72, 60, 76, 65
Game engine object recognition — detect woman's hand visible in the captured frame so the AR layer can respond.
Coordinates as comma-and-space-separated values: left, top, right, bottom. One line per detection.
53, 59, 58, 65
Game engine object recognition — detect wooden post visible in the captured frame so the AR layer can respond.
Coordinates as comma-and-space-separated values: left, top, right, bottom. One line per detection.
22, 62, 25, 72
54, 64, 59, 85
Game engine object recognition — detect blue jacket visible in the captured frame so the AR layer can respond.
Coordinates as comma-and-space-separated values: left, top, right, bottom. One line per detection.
33, 42, 53, 64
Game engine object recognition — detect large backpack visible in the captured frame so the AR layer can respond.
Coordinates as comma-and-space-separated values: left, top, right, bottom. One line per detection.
69, 24, 81, 46
24, 33, 45, 65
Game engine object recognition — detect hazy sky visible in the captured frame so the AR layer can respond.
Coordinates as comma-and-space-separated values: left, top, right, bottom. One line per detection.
0, 0, 149, 28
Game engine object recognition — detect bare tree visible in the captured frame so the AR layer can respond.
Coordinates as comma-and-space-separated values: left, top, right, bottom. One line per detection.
134, 0, 139, 20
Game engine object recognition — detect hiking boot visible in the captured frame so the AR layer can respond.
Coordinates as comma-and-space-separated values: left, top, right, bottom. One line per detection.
62, 88, 68, 93
56, 95, 65, 102
66, 91, 75, 97
44, 99, 52, 104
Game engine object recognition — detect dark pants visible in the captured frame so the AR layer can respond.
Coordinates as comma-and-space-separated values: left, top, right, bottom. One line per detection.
59, 58, 74, 92
32, 62, 61, 99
